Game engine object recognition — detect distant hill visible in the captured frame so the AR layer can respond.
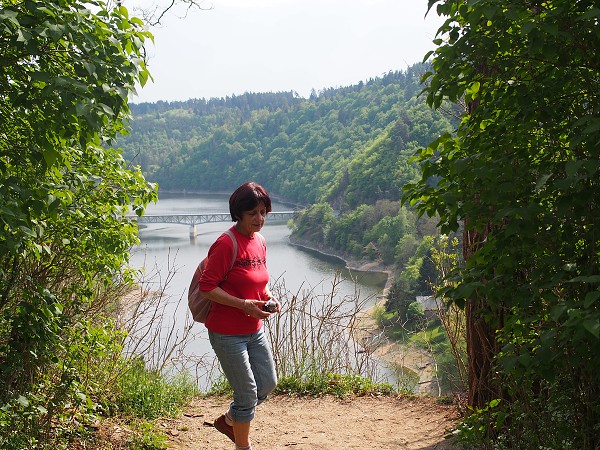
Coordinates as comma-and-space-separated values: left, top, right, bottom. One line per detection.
118, 63, 456, 209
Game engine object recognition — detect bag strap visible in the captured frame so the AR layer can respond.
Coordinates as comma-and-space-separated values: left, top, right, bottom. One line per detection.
222, 229, 237, 275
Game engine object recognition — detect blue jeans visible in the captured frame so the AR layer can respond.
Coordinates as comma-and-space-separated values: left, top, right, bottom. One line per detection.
208, 328, 277, 423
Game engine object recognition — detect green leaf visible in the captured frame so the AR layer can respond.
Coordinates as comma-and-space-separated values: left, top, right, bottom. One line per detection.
534, 174, 551, 191
19, 226, 37, 238
119, 5, 129, 19
98, 103, 114, 115
550, 304, 567, 321
43, 148, 60, 168
568, 275, 600, 283
580, 8, 600, 21
0, 8, 20, 26
482, 5, 499, 20
521, 21, 536, 34
455, 283, 475, 299
583, 320, 600, 338
488, 398, 501, 408
75, 101, 91, 117
565, 160, 584, 178
83, 61, 96, 75
584, 291, 600, 308
466, 81, 480, 96
518, 352, 531, 367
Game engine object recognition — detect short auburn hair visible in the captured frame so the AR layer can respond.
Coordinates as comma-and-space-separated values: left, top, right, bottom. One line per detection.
229, 181, 272, 222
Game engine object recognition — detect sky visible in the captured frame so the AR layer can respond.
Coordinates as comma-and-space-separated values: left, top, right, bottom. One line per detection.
129, 0, 444, 103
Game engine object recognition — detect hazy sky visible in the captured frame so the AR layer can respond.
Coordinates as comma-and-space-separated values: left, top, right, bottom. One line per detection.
131, 0, 444, 103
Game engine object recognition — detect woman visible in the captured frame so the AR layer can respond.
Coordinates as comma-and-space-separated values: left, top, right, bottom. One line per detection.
198, 181, 280, 450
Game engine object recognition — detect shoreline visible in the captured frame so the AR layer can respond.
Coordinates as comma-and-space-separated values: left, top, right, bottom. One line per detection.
287, 235, 395, 295
287, 234, 394, 338
288, 236, 439, 395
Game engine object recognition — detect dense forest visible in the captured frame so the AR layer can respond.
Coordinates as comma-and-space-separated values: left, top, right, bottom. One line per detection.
119, 65, 454, 207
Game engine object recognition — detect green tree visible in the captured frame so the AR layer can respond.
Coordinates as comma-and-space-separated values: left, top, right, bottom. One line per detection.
366, 207, 413, 265
292, 202, 334, 244
405, 0, 600, 446
0, 0, 156, 444
386, 238, 431, 317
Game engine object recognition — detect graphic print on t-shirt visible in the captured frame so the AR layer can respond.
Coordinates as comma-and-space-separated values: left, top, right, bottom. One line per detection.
236, 256, 266, 269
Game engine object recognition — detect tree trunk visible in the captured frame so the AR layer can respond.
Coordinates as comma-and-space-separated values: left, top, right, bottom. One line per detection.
463, 220, 504, 409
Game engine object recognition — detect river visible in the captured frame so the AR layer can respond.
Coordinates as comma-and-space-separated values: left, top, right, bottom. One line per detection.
128, 192, 392, 390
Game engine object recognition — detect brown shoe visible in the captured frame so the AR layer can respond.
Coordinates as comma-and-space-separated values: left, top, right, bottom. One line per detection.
214, 414, 235, 443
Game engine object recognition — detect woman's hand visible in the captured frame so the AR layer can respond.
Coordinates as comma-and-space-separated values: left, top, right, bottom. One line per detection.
242, 299, 272, 318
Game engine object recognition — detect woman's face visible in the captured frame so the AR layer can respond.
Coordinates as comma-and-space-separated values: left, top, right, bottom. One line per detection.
236, 201, 267, 236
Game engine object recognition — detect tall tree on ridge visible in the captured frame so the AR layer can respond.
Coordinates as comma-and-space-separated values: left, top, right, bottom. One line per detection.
405, 0, 600, 444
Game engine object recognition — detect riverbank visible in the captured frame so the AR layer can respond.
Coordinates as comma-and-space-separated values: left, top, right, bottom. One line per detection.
287, 235, 441, 395
287, 235, 394, 289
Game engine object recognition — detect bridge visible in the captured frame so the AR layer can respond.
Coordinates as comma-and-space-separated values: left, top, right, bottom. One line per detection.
132, 211, 297, 238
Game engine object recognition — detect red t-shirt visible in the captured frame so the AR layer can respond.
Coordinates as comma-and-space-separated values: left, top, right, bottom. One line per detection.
198, 226, 269, 335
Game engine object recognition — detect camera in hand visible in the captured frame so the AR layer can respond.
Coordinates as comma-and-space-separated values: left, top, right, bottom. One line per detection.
262, 299, 277, 313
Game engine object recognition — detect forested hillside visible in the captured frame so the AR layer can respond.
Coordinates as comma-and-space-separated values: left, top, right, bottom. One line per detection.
119, 64, 456, 207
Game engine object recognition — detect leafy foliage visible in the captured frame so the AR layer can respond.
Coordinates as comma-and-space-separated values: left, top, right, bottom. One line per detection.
385, 236, 433, 315
291, 202, 335, 245
406, 0, 600, 447
0, 0, 157, 447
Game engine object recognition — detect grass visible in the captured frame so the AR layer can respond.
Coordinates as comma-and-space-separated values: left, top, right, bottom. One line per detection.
116, 360, 198, 420
126, 421, 168, 450
411, 323, 446, 345
274, 372, 396, 398
206, 371, 396, 399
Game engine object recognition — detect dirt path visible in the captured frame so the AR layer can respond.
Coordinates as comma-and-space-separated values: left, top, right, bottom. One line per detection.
156, 394, 459, 449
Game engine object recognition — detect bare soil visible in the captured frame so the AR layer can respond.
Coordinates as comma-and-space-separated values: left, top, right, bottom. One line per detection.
96, 394, 460, 450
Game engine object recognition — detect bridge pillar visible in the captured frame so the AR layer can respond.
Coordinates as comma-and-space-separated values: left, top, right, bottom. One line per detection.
189, 224, 196, 240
